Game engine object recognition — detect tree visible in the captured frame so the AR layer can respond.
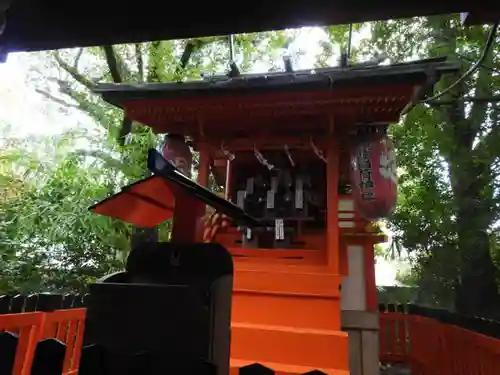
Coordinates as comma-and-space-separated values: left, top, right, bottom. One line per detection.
1, 30, 311, 292
13, 21, 499, 313
28, 32, 293, 247
364, 16, 500, 316
315, 24, 365, 67
1, 129, 130, 293
31, 33, 294, 142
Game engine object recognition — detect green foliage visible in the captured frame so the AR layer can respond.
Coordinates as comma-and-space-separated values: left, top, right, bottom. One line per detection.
2, 30, 301, 293
5, 19, 499, 316
316, 24, 364, 67
374, 243, 386, 258
1, 131, 129, 293
363, 15, 500, 314
377, 286, 418, 305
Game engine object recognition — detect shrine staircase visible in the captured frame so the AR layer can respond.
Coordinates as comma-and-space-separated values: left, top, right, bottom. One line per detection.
0, 294, 499, 375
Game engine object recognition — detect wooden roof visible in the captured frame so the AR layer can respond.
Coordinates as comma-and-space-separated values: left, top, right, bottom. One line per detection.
0, 1, 495, 54
94, 58, 459, 138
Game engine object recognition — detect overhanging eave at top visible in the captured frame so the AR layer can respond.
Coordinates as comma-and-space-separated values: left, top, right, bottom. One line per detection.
92, 58, 460, 136
94, 57, 460, 108
0, 1, 498, 54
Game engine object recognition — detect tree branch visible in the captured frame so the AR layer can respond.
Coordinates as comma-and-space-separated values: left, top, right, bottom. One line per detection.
71, 149, 132, 176
475, 104, 500, 163
429, 95, 500, 106
73, 48, 84, 69
118, 118, 132, 146
102, 45, 132, 145
147, 41, 162, 82
35, 89, 80, 110
135, 43, 144, 83
469, 39, 495, 133
102, 45, 123, 83
174, 38, 217, 80
175, 40, 197, 76
59, 87, 120, 130
53, 52, 96, 89
37, 75, 120, 133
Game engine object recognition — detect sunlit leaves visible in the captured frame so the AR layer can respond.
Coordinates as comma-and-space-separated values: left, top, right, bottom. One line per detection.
4, 31, 297, 294
1, 131, 129, 293
361, 14, 500, 310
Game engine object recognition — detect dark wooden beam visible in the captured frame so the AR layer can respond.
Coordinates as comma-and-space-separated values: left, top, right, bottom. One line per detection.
1, 1, 499, 54
461, 12, 500, 25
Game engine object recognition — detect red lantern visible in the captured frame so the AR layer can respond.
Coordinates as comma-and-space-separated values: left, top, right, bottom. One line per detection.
161, 134, 192, 177
350, 135, 397, 220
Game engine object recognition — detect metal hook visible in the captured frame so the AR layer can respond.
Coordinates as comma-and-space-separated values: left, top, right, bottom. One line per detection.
284, 144, 295, 167
310, 137, 327, 163
221, 141, 235, 161
253, 144, 274, 170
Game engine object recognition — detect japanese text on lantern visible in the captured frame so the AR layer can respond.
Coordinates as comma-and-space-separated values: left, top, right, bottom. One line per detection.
379, 147, 397, 184
357, 144, 375, 200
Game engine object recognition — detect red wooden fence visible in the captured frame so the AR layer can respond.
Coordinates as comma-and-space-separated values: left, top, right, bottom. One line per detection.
379, 310, 500, 375
2, 306, 500, 374
0, 309, 86, 375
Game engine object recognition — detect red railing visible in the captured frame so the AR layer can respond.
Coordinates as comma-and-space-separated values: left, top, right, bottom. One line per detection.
0, 309, 86, 375
379, 310, 500, 375
2, 307, 500, 374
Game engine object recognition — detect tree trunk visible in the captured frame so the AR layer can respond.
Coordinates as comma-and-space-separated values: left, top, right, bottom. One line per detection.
451, 155, 500, 317
438, 18, 500, 316
455, 215, 500, 317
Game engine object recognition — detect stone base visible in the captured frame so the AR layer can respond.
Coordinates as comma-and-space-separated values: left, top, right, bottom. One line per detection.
341, 310, 379, 375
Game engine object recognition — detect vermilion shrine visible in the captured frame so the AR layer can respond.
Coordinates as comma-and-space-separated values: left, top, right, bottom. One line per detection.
2, 2, 496, 374
85, 57, 458, 375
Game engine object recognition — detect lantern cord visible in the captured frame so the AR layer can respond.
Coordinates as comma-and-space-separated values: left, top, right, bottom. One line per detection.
284, 145, 295, 167
220, 141, 235, 161
254, 145, 275, 170
402, 21, 498, 115
310, 137, 327, 163
421, 22, 497, 104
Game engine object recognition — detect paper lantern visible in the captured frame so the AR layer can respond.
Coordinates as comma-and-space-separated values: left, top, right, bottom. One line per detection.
350, 135, 397, 220
161, 134, 192, 177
